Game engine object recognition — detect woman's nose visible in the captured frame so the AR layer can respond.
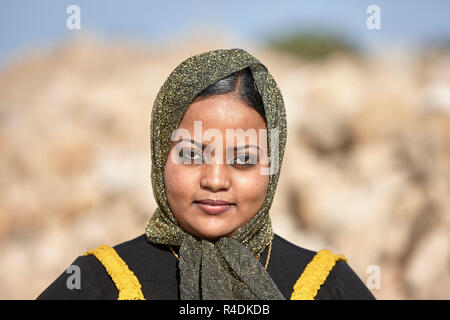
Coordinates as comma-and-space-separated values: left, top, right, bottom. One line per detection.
200, 163, 231, 192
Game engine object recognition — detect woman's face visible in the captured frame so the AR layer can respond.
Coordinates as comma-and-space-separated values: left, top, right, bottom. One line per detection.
164, 93, 269, 240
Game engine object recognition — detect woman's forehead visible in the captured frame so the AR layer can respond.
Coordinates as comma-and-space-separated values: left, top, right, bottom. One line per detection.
179, 94, 267, 130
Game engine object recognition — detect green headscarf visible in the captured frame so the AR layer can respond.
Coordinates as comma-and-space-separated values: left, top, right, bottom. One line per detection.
145, 48, 288, 300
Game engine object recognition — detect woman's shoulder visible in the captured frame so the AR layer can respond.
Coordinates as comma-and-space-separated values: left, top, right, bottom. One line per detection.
37, 234, 177, 300
270, 233, 317, 276
271, 233, 376, 300
272, 233, 317, 260
111, 233, 172, 261
111, 234, 179, 284
36, 247, 118, 299
268, 233, 316, 298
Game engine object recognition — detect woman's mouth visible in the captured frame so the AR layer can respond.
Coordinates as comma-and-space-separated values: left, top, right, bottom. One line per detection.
193, 199, 235, 215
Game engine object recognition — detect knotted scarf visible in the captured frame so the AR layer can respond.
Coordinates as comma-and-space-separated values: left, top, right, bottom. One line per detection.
145, 48, 288, 299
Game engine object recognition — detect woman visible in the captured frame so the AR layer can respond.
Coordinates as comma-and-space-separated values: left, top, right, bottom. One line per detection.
37, 48, 375, 300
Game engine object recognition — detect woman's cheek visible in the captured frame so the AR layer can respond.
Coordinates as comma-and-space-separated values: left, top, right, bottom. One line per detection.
165, 161, 196, 207
233, 170, 269, 205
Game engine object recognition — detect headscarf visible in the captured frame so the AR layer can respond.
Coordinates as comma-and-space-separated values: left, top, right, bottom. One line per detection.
145, 48, 288, 300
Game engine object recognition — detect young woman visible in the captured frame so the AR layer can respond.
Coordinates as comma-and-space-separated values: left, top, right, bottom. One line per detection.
37, 48, 375, 300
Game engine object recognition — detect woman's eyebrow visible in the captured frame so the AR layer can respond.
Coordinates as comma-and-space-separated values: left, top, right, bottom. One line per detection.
233, 144, 260, 152
176, 138, 260, 151
176, 138, 204, 149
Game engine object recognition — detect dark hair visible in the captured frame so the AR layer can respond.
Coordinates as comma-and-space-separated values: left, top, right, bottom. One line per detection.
193, 67, 266, 121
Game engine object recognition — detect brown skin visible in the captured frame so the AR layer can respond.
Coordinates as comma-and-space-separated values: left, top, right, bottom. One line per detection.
164, 93, 269, 240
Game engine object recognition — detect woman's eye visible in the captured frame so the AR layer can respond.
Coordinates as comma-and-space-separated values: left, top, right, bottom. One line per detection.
178, 148, 203, 163
234, 153, 258, 166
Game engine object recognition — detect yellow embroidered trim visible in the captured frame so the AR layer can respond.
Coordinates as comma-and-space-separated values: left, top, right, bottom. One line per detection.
290, 249, 347, 300
84, 244, 145, 300
85, 245, 345, 301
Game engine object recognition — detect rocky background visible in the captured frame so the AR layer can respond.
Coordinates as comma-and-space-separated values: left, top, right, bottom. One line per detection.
0, 35, 449, 299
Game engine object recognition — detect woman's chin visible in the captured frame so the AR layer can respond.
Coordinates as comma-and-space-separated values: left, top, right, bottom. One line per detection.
190, 227, 235, 241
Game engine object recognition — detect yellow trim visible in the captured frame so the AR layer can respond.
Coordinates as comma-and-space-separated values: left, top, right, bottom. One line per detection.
290, 249, 347, 300
85, 245, 345, 301
84, 244, 145, 300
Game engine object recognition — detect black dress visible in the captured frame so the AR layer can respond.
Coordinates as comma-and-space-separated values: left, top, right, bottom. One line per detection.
36, 233, 376, 300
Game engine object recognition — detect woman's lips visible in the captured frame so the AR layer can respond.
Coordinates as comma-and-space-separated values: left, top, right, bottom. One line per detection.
194, 199, 235, 215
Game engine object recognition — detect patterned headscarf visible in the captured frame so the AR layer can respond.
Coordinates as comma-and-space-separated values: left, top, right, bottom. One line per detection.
145, 48, 288, 299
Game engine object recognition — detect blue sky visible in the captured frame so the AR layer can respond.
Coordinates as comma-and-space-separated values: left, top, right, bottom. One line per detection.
1, 0, 450, 64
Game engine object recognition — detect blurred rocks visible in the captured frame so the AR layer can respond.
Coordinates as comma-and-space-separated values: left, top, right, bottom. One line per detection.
0, 36, 449, 299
